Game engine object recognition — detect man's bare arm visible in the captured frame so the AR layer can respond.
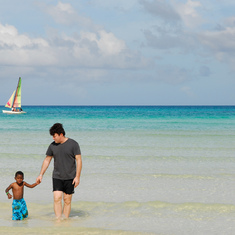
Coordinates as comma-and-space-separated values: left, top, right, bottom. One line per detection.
36, 156, 53, 184
73, 154, 82, 188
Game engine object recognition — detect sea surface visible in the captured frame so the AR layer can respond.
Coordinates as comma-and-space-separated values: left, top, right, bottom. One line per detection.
0, 105, 235, 235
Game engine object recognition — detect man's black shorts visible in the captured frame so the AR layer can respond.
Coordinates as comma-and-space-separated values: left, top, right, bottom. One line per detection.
53, 178, 74, 194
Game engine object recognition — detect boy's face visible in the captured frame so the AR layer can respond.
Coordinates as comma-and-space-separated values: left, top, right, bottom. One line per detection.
15, 174, 23, 185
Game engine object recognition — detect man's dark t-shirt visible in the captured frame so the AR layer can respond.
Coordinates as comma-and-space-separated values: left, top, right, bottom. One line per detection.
46, 138, 81, 180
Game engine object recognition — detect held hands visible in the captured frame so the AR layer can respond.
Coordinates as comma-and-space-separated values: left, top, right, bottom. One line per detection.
36, 174, 43, 184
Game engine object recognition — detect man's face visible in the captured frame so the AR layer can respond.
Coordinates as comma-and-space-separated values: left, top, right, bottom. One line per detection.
53, 133, 62, 143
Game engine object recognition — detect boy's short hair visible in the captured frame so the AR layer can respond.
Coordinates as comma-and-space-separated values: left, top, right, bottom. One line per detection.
15, 171, 24, 178
50, 123, 66, 136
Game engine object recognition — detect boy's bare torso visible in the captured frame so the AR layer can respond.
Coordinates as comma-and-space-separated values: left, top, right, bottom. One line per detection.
10, 182, 25, 200
10, 181, 35, 200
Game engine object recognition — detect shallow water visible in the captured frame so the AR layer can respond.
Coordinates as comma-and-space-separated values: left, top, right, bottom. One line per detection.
0, 106, 235, 234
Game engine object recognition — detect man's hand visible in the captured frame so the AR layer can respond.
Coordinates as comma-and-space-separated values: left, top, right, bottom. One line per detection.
72, 176, 80, 188
36, 174, 43, 184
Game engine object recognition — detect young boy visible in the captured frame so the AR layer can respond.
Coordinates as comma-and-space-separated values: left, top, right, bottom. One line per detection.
5, 171, 39, 220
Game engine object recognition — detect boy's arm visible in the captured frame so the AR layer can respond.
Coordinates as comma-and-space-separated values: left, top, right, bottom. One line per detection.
24, 181, 38, 188
5, 184, 13, 199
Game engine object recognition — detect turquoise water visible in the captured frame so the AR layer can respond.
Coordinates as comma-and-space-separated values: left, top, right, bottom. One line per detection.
1, 106, 235, 131
0, 106, 235, 234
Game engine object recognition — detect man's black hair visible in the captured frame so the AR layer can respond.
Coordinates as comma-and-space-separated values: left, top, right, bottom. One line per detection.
49, 123, 66, 136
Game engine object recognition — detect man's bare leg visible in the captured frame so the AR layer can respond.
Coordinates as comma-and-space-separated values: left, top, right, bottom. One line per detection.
54, 191, 63, 219
63, 193, 72, 218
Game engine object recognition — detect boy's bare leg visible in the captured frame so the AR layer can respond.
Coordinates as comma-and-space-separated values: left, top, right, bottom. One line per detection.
63, 193, 72, 218
54, 191, 63, 218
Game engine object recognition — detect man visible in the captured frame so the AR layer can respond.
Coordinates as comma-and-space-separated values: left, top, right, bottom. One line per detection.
36, 123, 82, 219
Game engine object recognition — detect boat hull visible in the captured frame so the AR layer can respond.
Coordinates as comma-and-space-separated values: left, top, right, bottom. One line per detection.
2, 110, 26, 114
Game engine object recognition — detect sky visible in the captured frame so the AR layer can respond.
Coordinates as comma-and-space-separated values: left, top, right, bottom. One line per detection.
0, 0, 235, 105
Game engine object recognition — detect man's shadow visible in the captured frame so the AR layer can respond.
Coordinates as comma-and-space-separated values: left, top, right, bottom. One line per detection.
69, 209, 89, 218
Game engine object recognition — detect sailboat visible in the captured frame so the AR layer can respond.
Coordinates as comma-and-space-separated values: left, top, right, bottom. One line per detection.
2, 77, 26, 114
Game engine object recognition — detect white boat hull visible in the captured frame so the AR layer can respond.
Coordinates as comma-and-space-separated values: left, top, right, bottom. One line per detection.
2, 110, 26, 114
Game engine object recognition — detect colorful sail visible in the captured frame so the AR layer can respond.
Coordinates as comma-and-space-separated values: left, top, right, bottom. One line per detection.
5, 90, 16, 108
12, 77, 22, 108
2, 77, 26, 114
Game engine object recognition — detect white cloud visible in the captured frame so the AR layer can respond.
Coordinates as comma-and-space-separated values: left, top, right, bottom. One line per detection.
199, 25, 235, 64
140, 0, 201, 51
33, 1, 150, 70
56, 1, 74, 14
44, 1, 99, 31
92, 30, 126, 55
0, 21, 150, 70
140, 0, 181, 23
0, 23, 53, 66
0, 24, 48, 48
67, 30, 149, 69
174, 0, 203, 28
46, 1, 76, 25
181, 86, 195, 97
87, 0, 137, 11
223, 16, 235, 27
151, 65, 193, 84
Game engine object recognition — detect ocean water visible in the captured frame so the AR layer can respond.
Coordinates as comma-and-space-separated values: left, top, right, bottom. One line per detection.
0, 105, 235, 235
